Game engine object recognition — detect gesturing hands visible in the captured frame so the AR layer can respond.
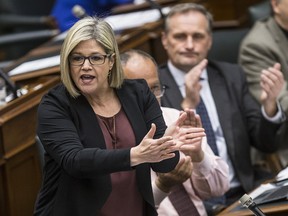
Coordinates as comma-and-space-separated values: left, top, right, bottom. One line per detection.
130, 108, 206, 166
165, 108, 206, 162
130, 123, 178, 167
153, 110, 207, 194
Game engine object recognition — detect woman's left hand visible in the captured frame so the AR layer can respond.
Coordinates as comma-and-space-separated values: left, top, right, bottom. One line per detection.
130, 123, 178, 166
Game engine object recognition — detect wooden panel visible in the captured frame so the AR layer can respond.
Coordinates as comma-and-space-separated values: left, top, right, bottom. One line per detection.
1, 104, 37, 157
148, 29, 167, 65
204, 0, 263, 27
218, 185, 288, 216
4, 145, 41, 216
0, 126, 4, 156
0, 159, 7, 216
0, 75, 60, 216
117, 19, 168, 65
0, 76, 60, 155
118, 28, 152, 52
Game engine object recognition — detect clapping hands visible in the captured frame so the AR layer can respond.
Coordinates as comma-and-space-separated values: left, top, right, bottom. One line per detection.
260, 63, 284, 117
166, 109, 206, 162
177, 109, 205, 162
130, 107, 206, 166
181, 59, 208, 109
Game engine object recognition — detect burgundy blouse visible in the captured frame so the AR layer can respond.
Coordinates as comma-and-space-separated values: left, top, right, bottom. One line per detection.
97, 108, 145, 216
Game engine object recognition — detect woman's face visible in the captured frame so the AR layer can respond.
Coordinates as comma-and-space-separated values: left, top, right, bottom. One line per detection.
69, 39, 114, 96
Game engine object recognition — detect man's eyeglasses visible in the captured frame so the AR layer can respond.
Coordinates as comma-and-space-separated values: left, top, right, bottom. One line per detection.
69, 54, 112, 66
151, 85, 166, 99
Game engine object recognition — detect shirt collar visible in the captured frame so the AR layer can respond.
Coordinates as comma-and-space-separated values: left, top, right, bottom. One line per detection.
167, 60, 186, 88
167, 60, 208, 83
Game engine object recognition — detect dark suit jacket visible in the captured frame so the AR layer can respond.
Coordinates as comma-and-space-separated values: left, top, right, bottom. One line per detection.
159, 61, 280, 192
34, 79, 179, 216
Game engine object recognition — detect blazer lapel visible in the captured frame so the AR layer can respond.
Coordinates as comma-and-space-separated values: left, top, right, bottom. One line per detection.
71, 95, 107, 149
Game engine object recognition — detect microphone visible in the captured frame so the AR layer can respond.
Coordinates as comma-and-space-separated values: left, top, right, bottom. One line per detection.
0, 68, 18, 100
239, 194, 266, 216
146, 0, 165, 19
72, 5, 88, 19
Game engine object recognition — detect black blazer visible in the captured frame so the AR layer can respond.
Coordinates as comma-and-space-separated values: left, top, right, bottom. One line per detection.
159, 61, 281, 192
34, 79, 179, 216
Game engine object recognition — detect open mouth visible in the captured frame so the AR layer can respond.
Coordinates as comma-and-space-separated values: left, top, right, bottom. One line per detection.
80, 74, 95, 84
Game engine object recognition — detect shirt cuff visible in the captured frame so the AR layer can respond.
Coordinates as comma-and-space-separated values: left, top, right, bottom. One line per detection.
192, 152, 215, 176
261, 101, 286, 123
152, 181, 169, 206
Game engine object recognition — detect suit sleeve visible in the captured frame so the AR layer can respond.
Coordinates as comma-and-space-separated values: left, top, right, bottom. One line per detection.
231, 65, 281, 152
239, 34, 277, 101
239, 25, 288, 116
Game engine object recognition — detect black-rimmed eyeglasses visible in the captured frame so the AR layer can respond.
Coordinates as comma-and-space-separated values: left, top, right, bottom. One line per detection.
151, 85, 166, 99
69, 53, 112, 66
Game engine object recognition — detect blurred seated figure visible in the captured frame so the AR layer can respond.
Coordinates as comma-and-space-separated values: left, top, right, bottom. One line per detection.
51, 0, 134, 32
158, 3, 286, 215
121, 49, 230, 216
239, 0, 288, 167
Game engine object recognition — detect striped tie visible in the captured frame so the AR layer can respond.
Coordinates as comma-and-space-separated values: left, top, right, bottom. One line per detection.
196, 98, 219, 155
168, 184, 200, 216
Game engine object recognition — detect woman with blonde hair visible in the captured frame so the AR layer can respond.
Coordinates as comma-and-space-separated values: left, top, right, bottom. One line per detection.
34, 16, 193, 216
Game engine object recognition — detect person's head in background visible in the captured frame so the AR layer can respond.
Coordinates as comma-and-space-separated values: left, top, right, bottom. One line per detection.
162, 3, 213, 72
271, 0, 288, 30
61, 16, 124, 98
51, 0, 135, 32
120, 49, 165, 103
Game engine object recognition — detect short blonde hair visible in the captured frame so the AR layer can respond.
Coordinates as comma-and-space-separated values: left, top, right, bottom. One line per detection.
60, 16, 124, 98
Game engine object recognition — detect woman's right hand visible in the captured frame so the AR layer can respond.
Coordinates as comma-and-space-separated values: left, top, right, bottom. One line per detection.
130, 123, 178, 166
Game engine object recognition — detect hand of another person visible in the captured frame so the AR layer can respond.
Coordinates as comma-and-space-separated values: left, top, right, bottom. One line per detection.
178, 109, 205, 162
164, 111, 205, 153
130, 123, 178, 166
260, 63, 284, 117
164, 111, 188, 137
181, 108, 202, 128
155, 156, 193, 193
181, 59, 208, 109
